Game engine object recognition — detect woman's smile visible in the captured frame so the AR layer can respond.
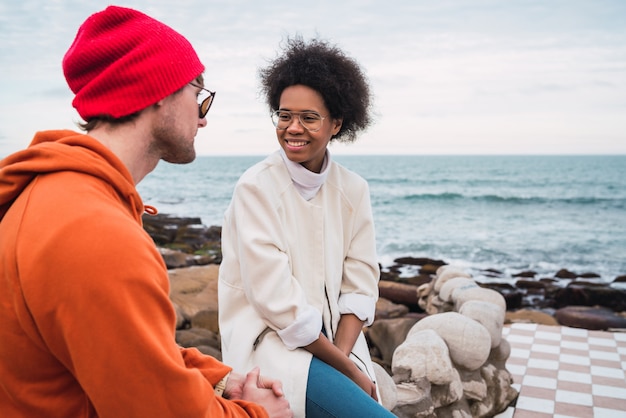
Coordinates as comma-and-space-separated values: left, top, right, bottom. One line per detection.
284, 139, 310, 149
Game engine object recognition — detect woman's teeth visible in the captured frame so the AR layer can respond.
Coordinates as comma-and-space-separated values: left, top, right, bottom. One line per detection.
287, 140, 307, 147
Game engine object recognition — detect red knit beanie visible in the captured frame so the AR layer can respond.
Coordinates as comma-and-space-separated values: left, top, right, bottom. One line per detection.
63, 5, 205, 120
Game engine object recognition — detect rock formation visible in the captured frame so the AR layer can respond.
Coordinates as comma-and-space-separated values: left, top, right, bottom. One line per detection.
383, 265, 517, 417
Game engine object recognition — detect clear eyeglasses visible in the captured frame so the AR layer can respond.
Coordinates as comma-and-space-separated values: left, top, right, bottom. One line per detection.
190, 83, 216, 118
271, 110, 326, 132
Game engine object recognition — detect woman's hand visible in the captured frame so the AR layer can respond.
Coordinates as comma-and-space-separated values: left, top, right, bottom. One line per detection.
347, 366, 378, 401
306, 332, 378, 401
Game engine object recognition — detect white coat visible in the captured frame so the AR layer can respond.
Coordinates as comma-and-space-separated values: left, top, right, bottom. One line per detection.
218, 151, 380, 418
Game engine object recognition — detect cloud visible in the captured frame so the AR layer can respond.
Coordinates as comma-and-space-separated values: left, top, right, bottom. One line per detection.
1, 0, 625, 157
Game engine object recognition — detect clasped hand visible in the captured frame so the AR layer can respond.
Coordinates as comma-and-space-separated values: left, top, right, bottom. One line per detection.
225, 367, 293, 418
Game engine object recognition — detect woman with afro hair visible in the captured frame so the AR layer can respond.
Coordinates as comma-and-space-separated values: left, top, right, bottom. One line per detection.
218, 36, 394, 418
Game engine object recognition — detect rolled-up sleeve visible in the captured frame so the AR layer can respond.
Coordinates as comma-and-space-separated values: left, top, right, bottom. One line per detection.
339, 182, 380, 327
338, 293, 377, 326
276, 305, 322, 349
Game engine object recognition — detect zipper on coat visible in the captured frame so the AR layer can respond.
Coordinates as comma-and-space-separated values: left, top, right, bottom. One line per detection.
350, 351, 375, 383
253, 327, 272, 351
324, 284, 335, 338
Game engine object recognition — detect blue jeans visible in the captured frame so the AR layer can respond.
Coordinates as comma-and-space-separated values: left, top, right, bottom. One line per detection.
306, 356, 396, 417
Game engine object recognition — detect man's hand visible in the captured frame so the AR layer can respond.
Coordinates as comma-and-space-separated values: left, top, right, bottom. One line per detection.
255, 368, 286, 398
242, 368, 292, 417
224, 368, 292, 418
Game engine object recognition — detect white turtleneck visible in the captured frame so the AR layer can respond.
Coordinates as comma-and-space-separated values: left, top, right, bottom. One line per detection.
279, 148, 331, 201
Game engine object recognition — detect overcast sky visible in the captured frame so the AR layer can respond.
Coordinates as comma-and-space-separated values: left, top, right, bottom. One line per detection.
1, 0, 624, 157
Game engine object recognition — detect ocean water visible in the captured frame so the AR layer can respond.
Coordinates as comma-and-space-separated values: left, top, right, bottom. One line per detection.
137, 154, 626, 282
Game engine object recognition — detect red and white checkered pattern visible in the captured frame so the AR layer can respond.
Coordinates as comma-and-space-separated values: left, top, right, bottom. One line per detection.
495, 323, 626, 418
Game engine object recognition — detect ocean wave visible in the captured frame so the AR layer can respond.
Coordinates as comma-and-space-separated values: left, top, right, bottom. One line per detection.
397, 193, 625, 206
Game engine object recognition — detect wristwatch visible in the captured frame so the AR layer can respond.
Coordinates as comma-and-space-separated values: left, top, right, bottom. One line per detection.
214, 372, 230, 397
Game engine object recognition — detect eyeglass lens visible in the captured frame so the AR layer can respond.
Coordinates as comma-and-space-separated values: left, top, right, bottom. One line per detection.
199, 95, 213, 118
272, 111, 323, 132
191, 83, 215, 118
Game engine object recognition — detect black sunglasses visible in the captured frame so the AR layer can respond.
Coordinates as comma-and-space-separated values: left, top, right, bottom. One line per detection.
190, 83, 216, 118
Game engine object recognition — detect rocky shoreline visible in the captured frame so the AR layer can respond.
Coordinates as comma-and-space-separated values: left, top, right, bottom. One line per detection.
143, 213, 626, 332
144, 213, 626, 416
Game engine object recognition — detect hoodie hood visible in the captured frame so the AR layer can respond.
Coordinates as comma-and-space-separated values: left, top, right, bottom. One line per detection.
0, 130, 144, 222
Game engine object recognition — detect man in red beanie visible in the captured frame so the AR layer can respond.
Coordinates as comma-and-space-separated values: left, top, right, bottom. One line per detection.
0, 5, 292, 418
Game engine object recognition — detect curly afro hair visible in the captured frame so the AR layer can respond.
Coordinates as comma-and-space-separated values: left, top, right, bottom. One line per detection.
259, 36, 372, 143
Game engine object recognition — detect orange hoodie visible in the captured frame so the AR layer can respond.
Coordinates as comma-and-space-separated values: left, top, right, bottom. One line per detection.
0, 130, 267, 417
